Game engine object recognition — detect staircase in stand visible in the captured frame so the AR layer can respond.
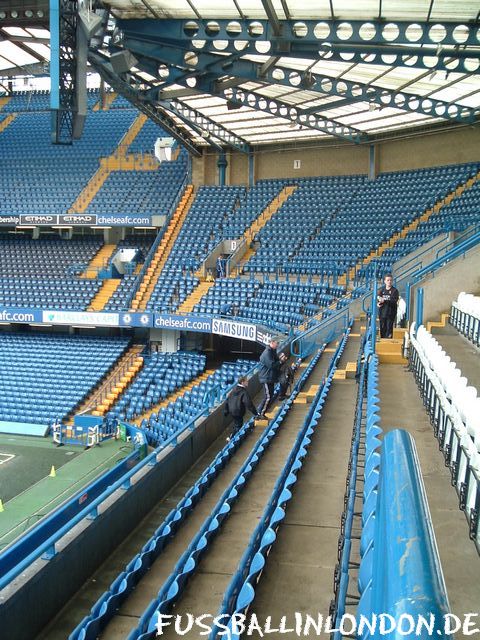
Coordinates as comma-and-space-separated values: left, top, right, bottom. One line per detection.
65, 344, 145, 424
93, 91, 118, 111
88, 279, 122, 311
240, 185, 297, 267
131, 185, 195, 311
176, 281, 215, 314
0, 113, 16, 134
376, 328, 407, 364
82, 244, 117, 278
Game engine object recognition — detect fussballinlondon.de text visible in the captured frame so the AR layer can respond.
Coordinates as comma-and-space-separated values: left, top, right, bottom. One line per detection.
155, 612, 480, 637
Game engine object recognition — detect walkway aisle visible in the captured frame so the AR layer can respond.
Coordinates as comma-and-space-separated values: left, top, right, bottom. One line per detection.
247, 332, 362, 637
379, 363, 480, 625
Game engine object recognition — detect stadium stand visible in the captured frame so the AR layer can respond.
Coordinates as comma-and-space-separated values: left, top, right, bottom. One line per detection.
0, 333, 130, 429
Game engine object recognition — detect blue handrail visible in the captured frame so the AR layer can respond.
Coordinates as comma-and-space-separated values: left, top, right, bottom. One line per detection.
360, 430, 451, 639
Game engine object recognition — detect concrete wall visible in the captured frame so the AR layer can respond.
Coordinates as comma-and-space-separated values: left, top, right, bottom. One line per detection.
191, 127, 480, 186
411, 245, 480, 324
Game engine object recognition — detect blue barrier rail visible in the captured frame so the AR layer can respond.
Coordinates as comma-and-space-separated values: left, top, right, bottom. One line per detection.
358, 430, 451, 639
0, 362, 256, 592
69, 416, 258, 640
290, 305, 351, 358
0, 445, 140, 587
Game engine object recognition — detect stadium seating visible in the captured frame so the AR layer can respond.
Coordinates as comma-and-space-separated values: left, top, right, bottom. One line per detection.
109, 352, 207, 422
139, 359, 255, 446
85, 150, 188, 217
0, 333, 130, 425
450, 292, 480, 347
244, 175, 365, 274
146, 186, 244, 312
409, 324, 480, 543
0, 235, 104, 309
0, 110, 137, 216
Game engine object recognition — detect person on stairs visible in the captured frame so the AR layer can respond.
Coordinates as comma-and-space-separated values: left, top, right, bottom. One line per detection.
257, 340, 285, 418
377, 273, 399, 338
224, 376, 259, 441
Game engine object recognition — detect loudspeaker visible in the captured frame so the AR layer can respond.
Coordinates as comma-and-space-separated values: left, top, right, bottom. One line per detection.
110, 51, 138, 74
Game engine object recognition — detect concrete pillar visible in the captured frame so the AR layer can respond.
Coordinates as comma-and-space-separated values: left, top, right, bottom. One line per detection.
368, 144, 377, 180
248, 152, 255, 187
217, 151, 227, 186
104, 227, 123, 244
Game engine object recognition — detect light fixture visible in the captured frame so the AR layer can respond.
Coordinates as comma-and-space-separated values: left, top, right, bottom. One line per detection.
0, 11, 6, 19
11, 10, 18, 18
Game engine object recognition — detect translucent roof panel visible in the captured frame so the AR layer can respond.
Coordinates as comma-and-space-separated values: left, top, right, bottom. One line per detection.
1, 0, 479, 150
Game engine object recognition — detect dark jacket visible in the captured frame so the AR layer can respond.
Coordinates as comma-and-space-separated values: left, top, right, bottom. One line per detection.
225, 384, 257, 418
258, 345, 282, 384
377, 285, 399, 319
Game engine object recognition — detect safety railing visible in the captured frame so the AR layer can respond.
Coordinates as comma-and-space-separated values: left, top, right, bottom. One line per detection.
79, 348, 143, 415
0, 432, 141, 591
290, 304, 351, 358
0, 361, 255, 593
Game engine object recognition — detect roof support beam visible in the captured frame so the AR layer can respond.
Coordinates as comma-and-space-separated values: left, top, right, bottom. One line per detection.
119, 36, 479, 124
156, 98, 251, 152
260, 0, 282, 36
217, 87, 367, 143
88, 51, 202, 156
118, 18, 480, 49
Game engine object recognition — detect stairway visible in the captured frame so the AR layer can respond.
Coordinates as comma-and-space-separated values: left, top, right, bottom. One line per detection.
65, 344, 144, 424
343, 171, 480, 285
427, 312, 449, 332
93, 91, 118, 112
239, 185, 297, 267
176, 281, 215, 314
68, 114, 156, 214
68, 163, 111, 213
93, 352, 145, 417
0, 96, 12, 110
116, 113, 147, 155
133, 369, 216, 426
88, 279, 122, 311
376, 327, 407, 364
82, 244, 117, 278
131, 185, 195, 311
0, 113, 16, 134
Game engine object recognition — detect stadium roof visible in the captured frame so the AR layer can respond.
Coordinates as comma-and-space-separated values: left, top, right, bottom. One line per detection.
1, 0, 480, 149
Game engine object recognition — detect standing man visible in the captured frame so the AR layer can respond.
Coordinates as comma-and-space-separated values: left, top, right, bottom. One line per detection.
377, 273, 399, 338
224, 376, 259, 440
257, 339, 284, 418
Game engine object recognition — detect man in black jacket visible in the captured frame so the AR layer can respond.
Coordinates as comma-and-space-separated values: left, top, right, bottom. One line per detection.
377, 273, 399, 338
257, 339, 285, 418
224, 376, 259, 440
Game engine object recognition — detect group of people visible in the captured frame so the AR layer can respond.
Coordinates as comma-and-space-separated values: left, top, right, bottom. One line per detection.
224, 339, 299, 440
224, 274, 401, 439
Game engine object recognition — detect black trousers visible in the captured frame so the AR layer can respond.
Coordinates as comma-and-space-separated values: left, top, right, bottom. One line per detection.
379, 315, 395, 338
230, 415, 244, 437
258, 382, 275, 415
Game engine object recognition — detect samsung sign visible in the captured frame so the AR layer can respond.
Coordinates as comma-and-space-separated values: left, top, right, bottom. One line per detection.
212, 318, 256, 341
